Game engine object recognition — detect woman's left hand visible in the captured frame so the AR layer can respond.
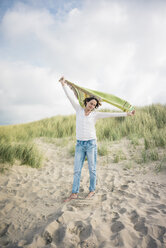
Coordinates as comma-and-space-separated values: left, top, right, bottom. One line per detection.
59, 76, 66, 86
127, 110, 135, 116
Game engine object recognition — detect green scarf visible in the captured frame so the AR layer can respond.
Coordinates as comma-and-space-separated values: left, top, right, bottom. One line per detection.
66, 80, 134, 112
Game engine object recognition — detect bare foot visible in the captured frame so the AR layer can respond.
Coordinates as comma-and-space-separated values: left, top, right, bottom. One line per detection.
86, 191, 95, 199
64, 193, 78, 202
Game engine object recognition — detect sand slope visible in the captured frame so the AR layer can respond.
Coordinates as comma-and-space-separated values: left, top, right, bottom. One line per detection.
0, 139, 166, 248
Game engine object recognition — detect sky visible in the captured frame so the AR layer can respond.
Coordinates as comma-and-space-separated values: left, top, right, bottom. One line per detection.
0, 0, 166, 125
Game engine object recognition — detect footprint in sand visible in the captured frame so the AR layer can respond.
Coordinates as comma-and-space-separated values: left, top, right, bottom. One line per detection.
0, 223, 10, 238
146, 207, 160, 215
43, 230, 52, 245
75, 221, 93, 241
134, 217, 148, 235
152, 225, 166, 244
142, 235, 158, 248
137, 196, 146, 203
130, 211, 149, 236
53, 225, 66, 245
130, 210, 139, 224
157, 203, 166, 214
126, 180, 135, 184
157, 204, 166, 209
111, 212, 120, 222
124, 192, 136, 198
101, 194, 107, 201
110, 232, 124, 247
119, 208, 127, 214
120, 184, 129, 190
111, 221, 125, 233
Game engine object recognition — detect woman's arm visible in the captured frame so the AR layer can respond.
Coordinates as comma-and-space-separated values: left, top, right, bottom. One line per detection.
59, 77, 80, 111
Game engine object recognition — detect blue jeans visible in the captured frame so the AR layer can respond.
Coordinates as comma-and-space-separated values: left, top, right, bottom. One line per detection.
72, 139, 97, 193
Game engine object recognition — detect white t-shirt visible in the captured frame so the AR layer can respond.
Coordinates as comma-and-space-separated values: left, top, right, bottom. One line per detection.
62, 85, 127, 140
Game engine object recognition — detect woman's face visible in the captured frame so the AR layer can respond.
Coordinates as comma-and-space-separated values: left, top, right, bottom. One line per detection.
86, 99, 97, 111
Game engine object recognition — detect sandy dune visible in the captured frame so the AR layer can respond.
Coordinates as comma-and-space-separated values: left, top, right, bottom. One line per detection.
0, 139, 166, 248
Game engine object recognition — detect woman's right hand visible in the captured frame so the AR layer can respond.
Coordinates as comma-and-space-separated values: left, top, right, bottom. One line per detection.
59, 76, 66, 86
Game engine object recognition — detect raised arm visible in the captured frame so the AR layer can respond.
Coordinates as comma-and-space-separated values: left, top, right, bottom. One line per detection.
59, 77, 80, 111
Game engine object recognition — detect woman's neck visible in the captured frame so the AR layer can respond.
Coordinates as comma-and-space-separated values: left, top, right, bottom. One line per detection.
84, 108, 91, 116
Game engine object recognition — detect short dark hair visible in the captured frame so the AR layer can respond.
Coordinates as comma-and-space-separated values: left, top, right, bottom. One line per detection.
83, 97, 101, 109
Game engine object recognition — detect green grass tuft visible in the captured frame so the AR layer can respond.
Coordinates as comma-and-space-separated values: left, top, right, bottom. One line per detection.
98, 142, 109, 156
0, 142, 43, 168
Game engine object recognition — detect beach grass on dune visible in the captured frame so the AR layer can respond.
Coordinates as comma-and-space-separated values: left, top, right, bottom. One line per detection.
0, 104, 165, 171
0, 142, 43, 169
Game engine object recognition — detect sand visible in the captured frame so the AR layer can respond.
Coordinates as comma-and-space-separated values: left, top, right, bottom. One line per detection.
0, 138, 166, 248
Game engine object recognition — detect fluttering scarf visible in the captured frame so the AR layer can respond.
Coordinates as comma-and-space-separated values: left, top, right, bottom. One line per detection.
65, 80, 134, 112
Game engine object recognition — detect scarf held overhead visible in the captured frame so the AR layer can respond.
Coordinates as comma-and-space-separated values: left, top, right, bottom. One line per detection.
65, 80, 134, 112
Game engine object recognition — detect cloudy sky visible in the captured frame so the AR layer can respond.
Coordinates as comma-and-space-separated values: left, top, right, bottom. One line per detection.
0, 0, 166, 125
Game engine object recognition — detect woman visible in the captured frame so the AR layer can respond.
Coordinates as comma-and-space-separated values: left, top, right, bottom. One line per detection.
59, 77, 135, 202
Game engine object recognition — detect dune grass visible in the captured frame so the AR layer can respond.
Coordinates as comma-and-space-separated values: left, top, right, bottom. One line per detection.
0, 104, 165, 170
0, 142, 43, 168
98, 141, 109, 156
113, 150, 126, 163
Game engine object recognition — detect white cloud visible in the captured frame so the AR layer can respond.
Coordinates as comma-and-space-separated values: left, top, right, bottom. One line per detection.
2, 8, 53, 37
0, 0, 166, 124
0, 60, 76, 124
